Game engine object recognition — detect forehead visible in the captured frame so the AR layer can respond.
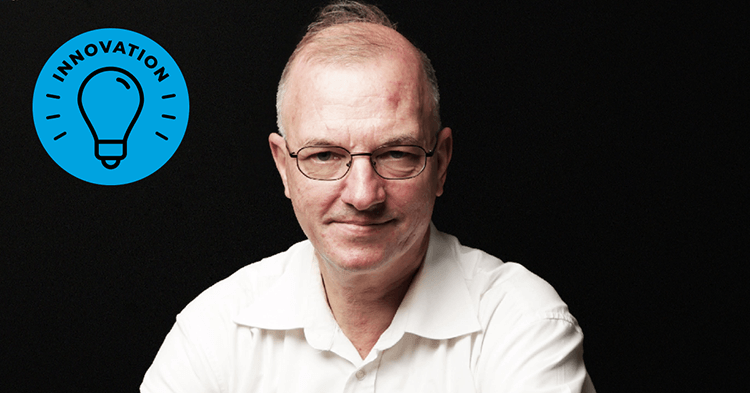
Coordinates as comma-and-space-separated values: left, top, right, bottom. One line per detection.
281, 24, 431, 146
284, 56, 428, 146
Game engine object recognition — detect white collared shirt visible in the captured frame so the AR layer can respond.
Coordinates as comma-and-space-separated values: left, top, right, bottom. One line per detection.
141, 224, 595, 393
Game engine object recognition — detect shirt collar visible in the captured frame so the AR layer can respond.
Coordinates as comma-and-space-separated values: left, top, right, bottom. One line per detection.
384, 223, 482, 342
233, 223, 481, 343
233, 241, 334, 332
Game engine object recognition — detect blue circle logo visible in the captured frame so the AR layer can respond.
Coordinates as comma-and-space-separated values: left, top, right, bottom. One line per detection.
33, 28, 189, 185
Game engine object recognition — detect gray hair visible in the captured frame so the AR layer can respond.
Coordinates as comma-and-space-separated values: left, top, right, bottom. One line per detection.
275, 0, 441, 137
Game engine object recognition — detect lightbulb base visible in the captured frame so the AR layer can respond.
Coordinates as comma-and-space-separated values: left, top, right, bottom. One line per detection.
101, 160, 121, 169
95, 139, 127, 169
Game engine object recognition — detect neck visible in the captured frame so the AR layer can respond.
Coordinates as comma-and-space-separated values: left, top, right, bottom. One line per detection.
317, 232, 429, 359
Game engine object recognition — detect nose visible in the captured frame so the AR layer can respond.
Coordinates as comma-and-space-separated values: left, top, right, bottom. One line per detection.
340, 155, 386, 211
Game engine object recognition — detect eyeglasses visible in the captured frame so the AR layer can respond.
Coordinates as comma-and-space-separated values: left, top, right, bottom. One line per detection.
287, 140, 437, 181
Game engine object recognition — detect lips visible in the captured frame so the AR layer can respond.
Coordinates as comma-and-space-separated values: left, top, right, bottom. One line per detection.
329, 219, 394, 236
335, 219, 391, 226
327, 210, 394, 226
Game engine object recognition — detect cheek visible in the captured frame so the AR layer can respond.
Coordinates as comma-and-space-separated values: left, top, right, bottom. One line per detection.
290, 183, 316, 214
289, 188, 320, 241
288, 178, 338, 221
389, 179, 437, 220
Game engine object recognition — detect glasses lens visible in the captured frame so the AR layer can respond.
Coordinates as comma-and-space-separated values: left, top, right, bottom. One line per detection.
296, 146, 350, 180
372, 146, 426, 179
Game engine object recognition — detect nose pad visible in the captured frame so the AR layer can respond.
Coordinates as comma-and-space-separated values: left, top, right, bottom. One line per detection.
345, 154, 380, 178
341, 155, 386, 210
348, 155, 381, 178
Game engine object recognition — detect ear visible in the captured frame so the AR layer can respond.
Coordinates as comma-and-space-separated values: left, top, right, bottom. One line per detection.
268, 132, 291, 199
434, 127, 453, 197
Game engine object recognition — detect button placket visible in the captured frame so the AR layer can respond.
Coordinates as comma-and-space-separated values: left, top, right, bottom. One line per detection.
342, 349, 383, 392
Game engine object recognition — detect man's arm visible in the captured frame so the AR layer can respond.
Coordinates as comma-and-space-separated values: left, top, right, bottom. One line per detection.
470, 262, 595, 393
479, 314, 594, 392
141, 318, 222, 393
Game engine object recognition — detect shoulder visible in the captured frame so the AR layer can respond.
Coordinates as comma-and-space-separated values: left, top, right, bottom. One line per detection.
176, 240, 311, 330
435, 229, 578, 329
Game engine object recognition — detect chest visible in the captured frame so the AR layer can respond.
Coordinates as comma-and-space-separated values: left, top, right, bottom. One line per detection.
226, 329, 478, 393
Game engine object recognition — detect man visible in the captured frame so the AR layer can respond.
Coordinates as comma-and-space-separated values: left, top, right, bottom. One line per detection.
142, 1, 595, 392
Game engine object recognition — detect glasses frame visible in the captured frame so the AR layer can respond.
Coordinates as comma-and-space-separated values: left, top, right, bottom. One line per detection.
287, 138, 439, 181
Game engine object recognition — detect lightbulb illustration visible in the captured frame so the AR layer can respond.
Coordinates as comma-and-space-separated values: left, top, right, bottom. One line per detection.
78, 66, 144, 169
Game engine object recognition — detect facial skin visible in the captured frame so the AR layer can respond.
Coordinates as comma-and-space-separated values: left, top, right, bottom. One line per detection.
269, 25, 452, 287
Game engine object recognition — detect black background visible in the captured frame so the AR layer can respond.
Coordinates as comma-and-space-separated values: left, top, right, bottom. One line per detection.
1, 1, 746, 392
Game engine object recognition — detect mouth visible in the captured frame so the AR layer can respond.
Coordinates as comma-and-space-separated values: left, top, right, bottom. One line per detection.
334, 219, 393, 227
330, 218, 395, 234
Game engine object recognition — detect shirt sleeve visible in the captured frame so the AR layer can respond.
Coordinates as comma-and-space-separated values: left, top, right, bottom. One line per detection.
471, 263, 595, 393
140, 316, 223, 393
478, 312, 594, 393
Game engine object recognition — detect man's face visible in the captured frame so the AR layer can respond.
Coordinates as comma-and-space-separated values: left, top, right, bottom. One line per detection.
270, 47, 452, 275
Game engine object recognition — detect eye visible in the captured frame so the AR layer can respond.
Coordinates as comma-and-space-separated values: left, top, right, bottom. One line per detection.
388, 150, 406, 159
377, 148, 415, 161
299, 147, 347, 163
315, 151, 332, 161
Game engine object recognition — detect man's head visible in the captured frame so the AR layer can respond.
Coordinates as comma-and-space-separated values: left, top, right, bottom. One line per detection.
276, 0, 441, 137
269, 1, 452, 276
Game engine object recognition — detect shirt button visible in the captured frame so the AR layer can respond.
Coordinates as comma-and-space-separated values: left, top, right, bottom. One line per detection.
355, 370, 366, 380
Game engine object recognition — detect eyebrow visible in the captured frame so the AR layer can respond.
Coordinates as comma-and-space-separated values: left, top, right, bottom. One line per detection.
300, 137, 339, 147
300, 135, 424, 149
376, 136, 422, 147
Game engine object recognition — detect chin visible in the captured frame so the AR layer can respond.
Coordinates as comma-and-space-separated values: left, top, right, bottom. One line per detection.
317, 246, 395, 273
